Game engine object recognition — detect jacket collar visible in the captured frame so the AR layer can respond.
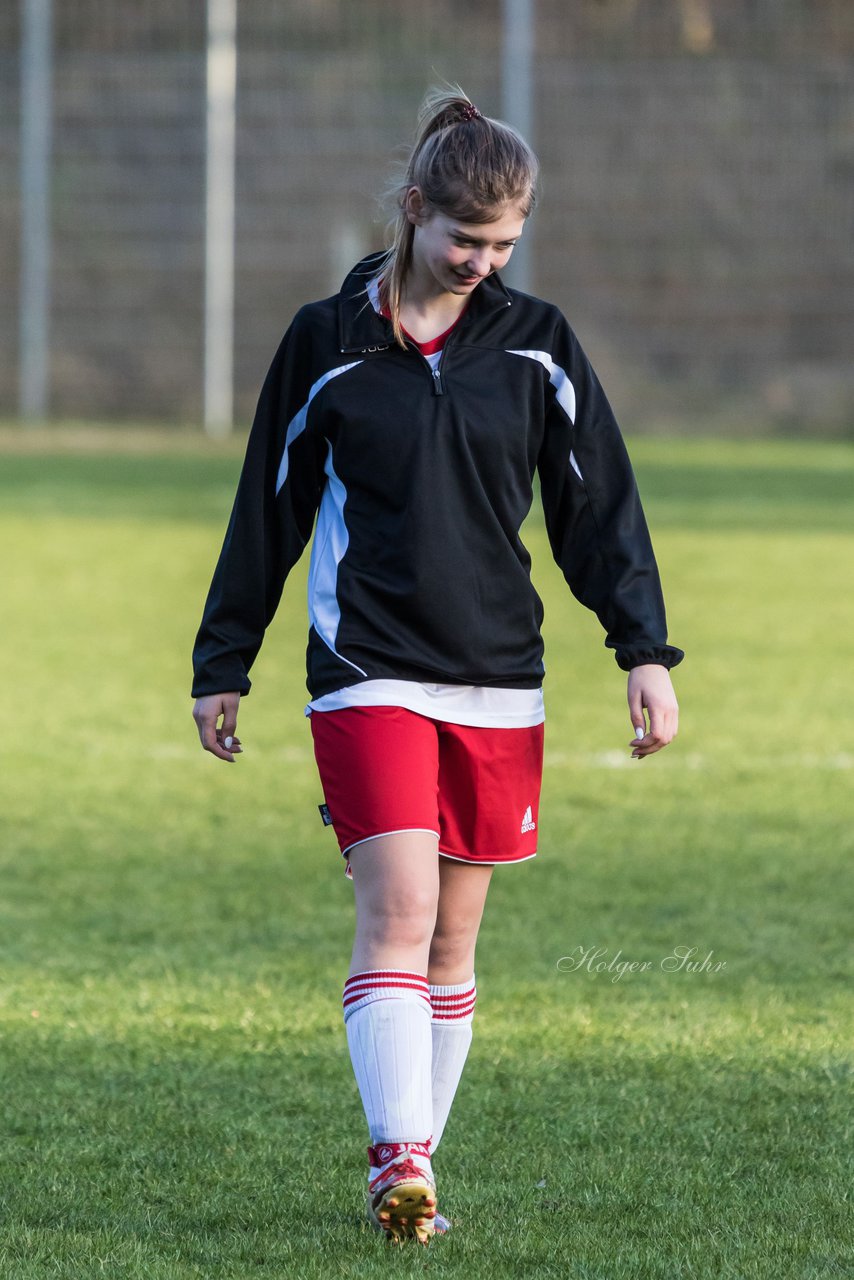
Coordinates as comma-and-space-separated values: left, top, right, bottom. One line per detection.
337, 251, 513, 354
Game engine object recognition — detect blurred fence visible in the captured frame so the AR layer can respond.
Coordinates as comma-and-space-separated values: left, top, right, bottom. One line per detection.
2, 0, 853, 433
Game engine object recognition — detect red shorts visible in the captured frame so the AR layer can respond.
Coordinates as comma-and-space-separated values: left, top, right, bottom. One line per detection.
309, 705, 544, 878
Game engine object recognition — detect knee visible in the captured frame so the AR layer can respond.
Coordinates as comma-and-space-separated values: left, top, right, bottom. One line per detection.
358, 887, 438, 950
428, 921, 477, 975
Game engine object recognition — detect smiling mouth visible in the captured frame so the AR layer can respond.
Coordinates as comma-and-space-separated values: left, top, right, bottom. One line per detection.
454, 271, 480, 284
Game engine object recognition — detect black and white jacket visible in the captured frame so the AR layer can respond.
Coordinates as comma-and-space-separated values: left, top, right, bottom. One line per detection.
191, 253, 684, 701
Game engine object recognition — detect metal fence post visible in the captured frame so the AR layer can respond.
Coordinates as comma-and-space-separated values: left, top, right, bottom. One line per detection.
19, 0, 52, 424
204, 0, 237, 436
501, 0, 534, 294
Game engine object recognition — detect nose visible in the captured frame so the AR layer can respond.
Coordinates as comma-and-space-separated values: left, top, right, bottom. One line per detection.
464, 248, 491, 277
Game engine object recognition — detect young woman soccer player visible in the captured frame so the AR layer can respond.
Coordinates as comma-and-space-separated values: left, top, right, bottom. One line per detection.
191, 85, 682, 1246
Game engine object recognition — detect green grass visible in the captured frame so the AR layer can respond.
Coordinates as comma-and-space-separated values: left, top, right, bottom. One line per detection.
1, 427, 852, 1279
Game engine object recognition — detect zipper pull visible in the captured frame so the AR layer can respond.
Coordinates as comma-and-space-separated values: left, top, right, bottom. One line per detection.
432, 367, 444, 396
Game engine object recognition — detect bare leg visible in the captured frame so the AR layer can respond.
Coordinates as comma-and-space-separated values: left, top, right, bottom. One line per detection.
348, 830, 441, 976
428, 857, 495, 984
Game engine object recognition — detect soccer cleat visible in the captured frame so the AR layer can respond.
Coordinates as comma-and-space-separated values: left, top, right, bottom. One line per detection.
365, 1141, 437, 1246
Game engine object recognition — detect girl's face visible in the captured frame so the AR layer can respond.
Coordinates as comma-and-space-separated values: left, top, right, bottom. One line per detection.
405, 187, 526, 299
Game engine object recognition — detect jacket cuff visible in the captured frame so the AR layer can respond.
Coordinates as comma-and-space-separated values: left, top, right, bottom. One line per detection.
191, 668, 252, 698
613, 645, 685, 672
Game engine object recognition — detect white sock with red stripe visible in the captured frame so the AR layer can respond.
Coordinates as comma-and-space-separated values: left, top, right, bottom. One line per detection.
342, 969, 434, 1152
428, 974, 477, 1152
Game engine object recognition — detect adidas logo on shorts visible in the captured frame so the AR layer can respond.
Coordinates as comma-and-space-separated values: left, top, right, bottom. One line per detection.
521, 805, 536, 833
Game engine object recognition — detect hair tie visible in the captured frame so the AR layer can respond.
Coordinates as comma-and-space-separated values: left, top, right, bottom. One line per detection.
458, 102, 482, 123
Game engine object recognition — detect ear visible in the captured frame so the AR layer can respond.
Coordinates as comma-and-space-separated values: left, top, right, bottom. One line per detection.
404, 185, 428, 227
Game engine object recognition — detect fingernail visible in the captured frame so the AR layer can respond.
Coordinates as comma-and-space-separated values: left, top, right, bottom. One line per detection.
224, 736, 233, 749
635, 727, 645, 739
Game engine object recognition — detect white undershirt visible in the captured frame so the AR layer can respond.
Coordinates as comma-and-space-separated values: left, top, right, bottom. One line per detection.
305, 680, 544, 726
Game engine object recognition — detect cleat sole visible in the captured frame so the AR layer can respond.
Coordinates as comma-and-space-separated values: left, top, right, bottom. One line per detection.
367, 1180, 437, 1245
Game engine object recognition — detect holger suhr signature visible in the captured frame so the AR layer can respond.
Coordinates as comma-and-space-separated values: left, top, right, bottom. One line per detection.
557, 945, 727, 982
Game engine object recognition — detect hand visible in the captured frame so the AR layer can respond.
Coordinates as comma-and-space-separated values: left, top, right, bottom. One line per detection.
193, 691, 243, 763
627, 665, 678, 760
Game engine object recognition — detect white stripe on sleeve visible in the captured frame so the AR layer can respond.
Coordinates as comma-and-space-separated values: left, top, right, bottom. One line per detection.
275, 361, 363, 495
506, 348, 583, 481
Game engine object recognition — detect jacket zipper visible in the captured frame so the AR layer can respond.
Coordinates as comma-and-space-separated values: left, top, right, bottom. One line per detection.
416, 328, 459, 397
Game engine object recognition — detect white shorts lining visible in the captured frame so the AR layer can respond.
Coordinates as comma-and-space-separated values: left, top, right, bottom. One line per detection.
438, 848, 538, 866
342, 827, 441, 857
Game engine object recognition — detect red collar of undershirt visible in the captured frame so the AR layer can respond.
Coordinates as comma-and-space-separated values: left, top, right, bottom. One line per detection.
379, 291, 469, 356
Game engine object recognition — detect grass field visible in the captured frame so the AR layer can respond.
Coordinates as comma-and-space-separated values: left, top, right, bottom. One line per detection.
1, 427, 852, 1279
